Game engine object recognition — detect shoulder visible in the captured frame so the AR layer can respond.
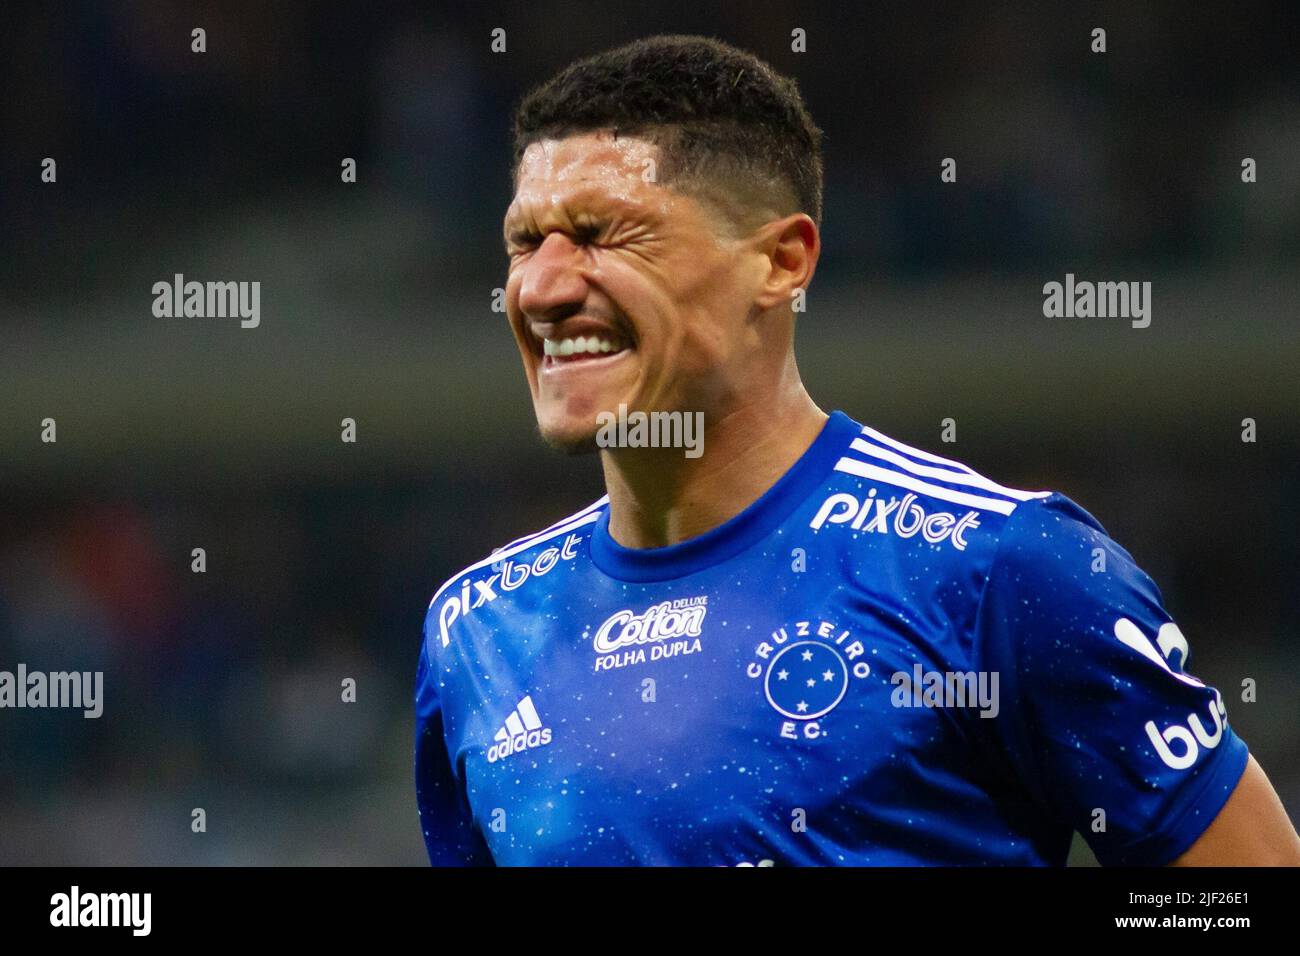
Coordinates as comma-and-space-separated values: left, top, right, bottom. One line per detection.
427, 494, 609, 608
981, 489, 1163, 617
846, 421, 1131, 588
421, 495, 609, 652
830, 419, 1170, 661
816, 414, 1066, 556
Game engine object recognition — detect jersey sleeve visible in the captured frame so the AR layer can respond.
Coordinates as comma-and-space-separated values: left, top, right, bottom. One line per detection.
415, 638, 494, 866
970, 494, 1249, 866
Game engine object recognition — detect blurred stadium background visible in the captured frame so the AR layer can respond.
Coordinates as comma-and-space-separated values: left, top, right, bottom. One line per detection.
1, 1, 1296, 864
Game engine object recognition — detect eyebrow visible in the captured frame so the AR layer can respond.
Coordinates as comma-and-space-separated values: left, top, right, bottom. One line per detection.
503, 188, 643, 250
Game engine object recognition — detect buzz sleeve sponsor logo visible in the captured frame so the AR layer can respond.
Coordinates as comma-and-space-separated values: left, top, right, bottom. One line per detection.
437, 533, 581, 646
1113, 617, 1229, 771
810, 489, 980, 550
590, 596, 706, 673
747, 620, 873, 741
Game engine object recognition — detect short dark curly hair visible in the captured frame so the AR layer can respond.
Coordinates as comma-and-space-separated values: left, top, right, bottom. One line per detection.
511, 35, 824, 231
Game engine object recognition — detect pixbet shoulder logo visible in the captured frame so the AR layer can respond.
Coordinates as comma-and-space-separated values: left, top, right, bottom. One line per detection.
747, 620, 873, 740
1114, 617, 1228, 771
590, 596, 707, 673
810, 489, 980, 550
437, 533, 581, 646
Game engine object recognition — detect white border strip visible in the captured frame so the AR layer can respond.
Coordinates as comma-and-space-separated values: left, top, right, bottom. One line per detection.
848, 438, 1050, 502
833, 457, 1019, 515
426, 509, 604, 610
859, 424, 979, 475
496, 495, 610, 554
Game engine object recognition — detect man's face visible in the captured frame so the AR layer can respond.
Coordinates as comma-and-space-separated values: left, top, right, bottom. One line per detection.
503, 131, 761, 453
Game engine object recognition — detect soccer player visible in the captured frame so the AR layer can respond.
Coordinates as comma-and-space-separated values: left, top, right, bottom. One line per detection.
416, 35, 1300, 865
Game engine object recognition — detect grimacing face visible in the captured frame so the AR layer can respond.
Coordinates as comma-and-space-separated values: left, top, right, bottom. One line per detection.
503, 130, 776, 454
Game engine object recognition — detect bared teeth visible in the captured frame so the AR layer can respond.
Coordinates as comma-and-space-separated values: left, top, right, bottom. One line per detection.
543, 336, 625, 358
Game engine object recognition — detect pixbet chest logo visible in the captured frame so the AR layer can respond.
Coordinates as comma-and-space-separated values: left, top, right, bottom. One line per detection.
747, 620, 873, 740
590, 596, 707, 673
810, 489, 980, 550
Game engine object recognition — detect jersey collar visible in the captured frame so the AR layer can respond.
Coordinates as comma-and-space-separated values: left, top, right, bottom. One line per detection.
589, 410, 860, 582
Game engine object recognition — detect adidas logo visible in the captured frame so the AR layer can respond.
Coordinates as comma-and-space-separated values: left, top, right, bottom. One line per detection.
486, 695, 553, 763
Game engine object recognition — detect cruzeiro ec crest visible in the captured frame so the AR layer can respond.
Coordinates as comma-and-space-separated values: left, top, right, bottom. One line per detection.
747, 620, 872, 741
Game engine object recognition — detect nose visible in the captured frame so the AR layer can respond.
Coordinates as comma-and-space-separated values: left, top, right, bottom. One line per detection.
516, 232, 589, 322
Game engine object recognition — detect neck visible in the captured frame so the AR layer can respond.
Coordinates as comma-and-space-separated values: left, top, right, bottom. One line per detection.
600, 383, 827, 550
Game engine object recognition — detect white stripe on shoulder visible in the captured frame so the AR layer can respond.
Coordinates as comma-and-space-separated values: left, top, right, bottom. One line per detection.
425, 501, 605, 611
847, 437, 1051, 503
834, 457, 1022, 515
497, 495, 610, 553
858, 424, 978, 475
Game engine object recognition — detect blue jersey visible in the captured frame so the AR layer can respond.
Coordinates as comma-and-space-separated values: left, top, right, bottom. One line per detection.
415, 411, 1248, 865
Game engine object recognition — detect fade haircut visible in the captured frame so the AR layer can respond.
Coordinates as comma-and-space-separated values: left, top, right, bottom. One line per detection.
511, 35, 824, 234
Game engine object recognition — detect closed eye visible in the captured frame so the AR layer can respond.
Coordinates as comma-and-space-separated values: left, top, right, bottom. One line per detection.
506, 223, 606, 254
507, 228, 542, 251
